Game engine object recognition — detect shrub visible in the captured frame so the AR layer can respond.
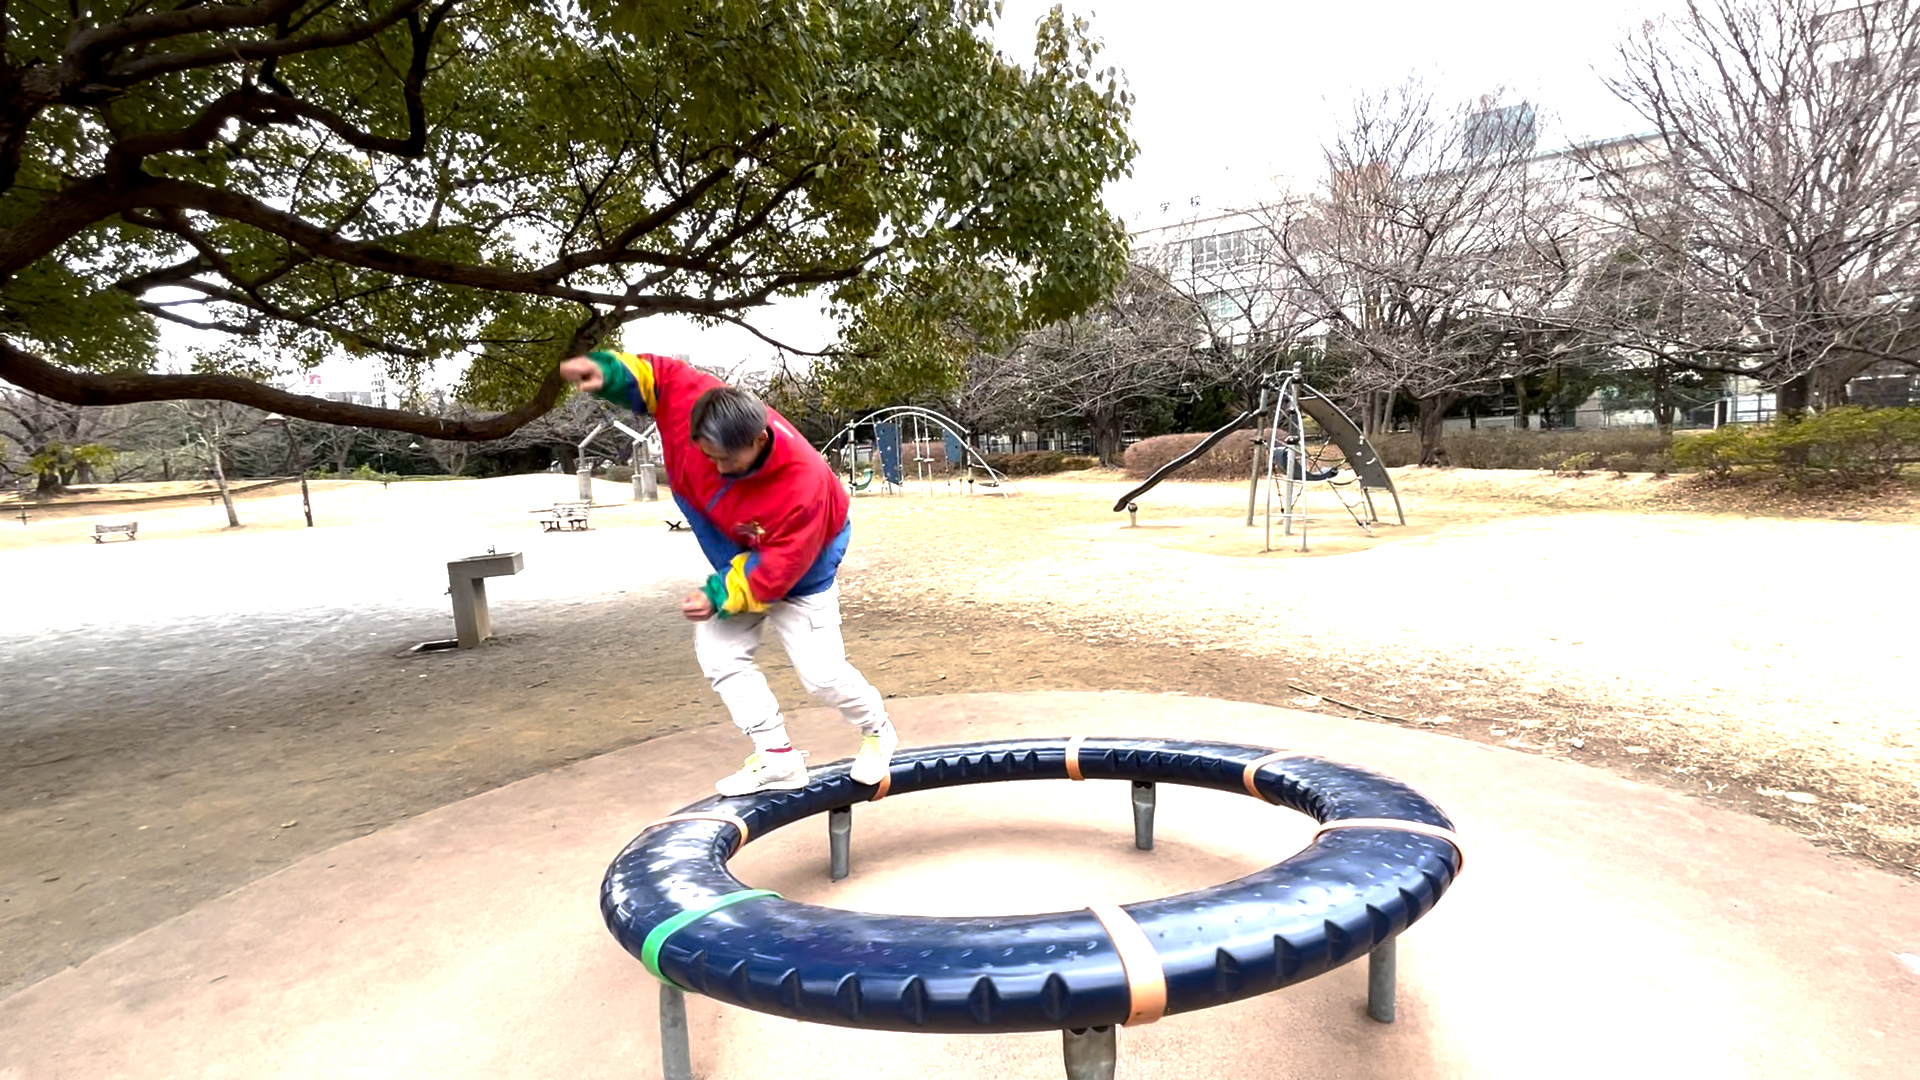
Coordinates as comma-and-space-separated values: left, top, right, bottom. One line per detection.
980, 451, 1100, 477
1645, 451, 1674, 477
603, 465, 634, 483
1121, 431, 1260, 480
1604, 451, 1641, 477
1780, 406, 1920, 485
1552, 451, 1601, 477
1671, 426, 1756, 478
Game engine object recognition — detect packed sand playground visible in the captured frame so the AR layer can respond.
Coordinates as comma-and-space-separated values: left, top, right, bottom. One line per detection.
1, 466, 1916, 1078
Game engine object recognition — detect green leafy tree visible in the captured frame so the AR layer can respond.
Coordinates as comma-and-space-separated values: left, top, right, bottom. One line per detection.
0, 1, 1136, 437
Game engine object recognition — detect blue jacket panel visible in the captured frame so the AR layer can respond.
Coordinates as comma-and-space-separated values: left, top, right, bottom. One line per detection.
672, 491, 849, 599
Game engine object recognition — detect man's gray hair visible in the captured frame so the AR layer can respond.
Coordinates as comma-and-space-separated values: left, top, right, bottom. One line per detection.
690, 386, 769, 452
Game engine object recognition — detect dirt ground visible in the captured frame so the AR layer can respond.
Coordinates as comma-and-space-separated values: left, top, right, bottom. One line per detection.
1, 466, 1916, 999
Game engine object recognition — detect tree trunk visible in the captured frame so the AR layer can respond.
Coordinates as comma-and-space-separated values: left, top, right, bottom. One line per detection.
1416, 394, 1455, 466
1091, 412, 1124, 467
207, 443, 239, 527
1652, 359, 1675, 436
1775, 373, 1811, 420
1513, 376, 1530, 430
35, 468, 62, 497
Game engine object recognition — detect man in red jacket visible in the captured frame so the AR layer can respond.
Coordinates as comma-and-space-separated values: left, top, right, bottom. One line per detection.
559, 350, 898, 796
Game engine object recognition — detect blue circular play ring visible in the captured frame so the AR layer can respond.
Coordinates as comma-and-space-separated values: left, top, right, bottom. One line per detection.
600, 737, 1462, 1034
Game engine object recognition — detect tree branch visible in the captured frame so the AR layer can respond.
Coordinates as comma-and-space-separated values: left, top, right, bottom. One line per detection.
64, 0, 307, 67
0, 339, 562, 440
104, 1, 433, 87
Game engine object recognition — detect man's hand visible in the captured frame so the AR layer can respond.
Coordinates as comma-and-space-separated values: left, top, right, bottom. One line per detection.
558, 355, 605, 393
681, 591, 715, 621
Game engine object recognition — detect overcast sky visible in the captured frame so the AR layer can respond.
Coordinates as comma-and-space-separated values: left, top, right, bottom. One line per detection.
280, 0, 1690, 393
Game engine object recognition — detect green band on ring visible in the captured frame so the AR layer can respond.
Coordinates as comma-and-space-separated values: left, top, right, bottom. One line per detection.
640, 889, 781, 987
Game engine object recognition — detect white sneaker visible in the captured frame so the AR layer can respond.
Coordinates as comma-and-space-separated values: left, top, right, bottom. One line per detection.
715, 750, 809, 797
851, 724, 898, 786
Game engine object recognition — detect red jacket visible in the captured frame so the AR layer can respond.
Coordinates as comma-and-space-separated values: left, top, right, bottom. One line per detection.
590, 351, 850, 611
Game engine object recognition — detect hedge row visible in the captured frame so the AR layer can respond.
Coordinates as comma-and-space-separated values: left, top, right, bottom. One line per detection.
1671, 406, 1920, 485
1125, 427, 1681, 478
1368, 428, 1675, 470
1121, 431, 1266, 480
980, 450, 1101, 476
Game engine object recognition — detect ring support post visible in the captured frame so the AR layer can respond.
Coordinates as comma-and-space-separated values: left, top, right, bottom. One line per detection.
1368, 940, 1397, 1023
658, 984, 692, 1080
1130, 781, 1155, 851
1062, 1026, 1117, 1080
828, 805, 852, 881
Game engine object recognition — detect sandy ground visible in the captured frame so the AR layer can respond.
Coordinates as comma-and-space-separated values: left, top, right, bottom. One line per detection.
1, 467, 1915, 999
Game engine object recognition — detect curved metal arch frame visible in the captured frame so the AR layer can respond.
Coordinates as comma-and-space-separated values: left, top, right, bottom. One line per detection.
819, 406, 1017, 496
1112, 368, 1403, 552
601, 736, 1462, 1037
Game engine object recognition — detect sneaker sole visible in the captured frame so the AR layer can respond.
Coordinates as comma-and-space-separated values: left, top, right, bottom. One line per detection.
716, 772, 810, 797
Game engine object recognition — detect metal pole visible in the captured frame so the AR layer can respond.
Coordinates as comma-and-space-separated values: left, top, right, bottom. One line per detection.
1130, 781, 1155, 851
1062, 1026, 1117, 1080
659, 984, 693, 1080
634, 440, 658, 501
1367, 940, 1397, 1023
1245, 386, 1270, 527
829, 805, 852, 881
1264, 390, 1284, 551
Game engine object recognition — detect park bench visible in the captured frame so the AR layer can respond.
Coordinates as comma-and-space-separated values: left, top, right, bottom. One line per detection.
92, 522, 138, 543
535, 501, 591, 531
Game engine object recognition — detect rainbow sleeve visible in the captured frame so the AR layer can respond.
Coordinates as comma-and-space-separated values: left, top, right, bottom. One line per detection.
586, 350, 659, 414
700, 553, 768, 619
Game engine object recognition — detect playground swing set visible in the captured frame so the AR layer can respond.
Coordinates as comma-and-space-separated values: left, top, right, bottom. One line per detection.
819, 406, 1017, 498
1113, 363, 1405, 552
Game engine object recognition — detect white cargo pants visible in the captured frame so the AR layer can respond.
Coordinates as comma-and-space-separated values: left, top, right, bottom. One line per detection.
692, 583, 888, 744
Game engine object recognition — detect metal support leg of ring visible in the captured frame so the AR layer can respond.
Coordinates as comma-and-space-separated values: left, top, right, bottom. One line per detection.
828, 805, 852, 881
1367, 939, 1397, 1023
1130, 781, 1155, 851
659, 983, 693, 1080
1062, 1025, 1118, 1080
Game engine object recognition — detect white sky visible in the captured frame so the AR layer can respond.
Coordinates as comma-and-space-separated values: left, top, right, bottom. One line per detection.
234, 0, 1693, 394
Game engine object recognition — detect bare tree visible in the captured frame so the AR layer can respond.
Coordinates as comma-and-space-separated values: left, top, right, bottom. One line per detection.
0, 389, 141, 495
1267, 82, 1582, 463
170, 401, 267, 527
1579, 0, 1920, 414
993, 264, 1203, 465
1139, 209, 1329, 412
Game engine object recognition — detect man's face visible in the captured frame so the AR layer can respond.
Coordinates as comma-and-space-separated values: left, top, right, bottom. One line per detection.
696, 432, 768, 477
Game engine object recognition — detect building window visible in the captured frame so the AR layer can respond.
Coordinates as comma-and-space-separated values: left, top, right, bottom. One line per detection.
1190, 230, 1256, 272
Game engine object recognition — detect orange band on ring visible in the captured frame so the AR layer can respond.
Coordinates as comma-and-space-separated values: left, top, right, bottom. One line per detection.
1087, 903, 1168, 1025
1314, 818, 1466, 875
1064, 735, 1089, 781
1240, 750, 1303, 801
868, 771, 892, 802
641, 811, 752, 855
